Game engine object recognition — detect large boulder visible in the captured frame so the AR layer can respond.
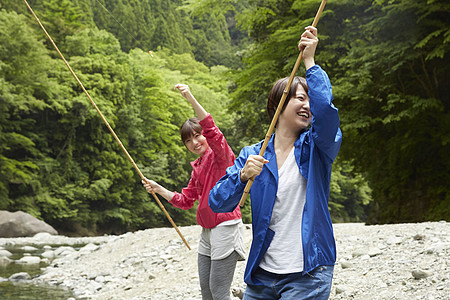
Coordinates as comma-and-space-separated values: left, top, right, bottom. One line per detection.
0, 211, 58, 237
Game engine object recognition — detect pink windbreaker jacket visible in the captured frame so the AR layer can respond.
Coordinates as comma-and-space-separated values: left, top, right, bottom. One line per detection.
169, 113, 241, 228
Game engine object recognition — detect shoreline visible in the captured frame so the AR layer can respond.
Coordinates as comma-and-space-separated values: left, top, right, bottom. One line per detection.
1, 221, 449, 299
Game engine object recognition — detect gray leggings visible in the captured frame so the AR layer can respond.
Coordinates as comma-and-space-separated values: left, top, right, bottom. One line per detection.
198, 251, 239, 300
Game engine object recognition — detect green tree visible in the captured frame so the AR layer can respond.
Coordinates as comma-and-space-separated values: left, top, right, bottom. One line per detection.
0, 10, 63, 215
333, 0, 450, 223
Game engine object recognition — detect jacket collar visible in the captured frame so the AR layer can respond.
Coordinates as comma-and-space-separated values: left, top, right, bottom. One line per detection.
263, 134, 278, 181
262, 130, 309, 180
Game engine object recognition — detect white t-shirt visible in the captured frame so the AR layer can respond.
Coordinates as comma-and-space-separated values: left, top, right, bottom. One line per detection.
259, 146, 307, 274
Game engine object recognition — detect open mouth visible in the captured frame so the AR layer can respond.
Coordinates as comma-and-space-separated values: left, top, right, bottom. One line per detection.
297, 111, 310, 118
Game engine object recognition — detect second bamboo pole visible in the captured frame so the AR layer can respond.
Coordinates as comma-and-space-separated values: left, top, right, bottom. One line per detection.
23, 0, 191, 250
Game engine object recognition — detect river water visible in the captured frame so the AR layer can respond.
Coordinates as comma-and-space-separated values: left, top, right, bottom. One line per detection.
0, 245, 75, 299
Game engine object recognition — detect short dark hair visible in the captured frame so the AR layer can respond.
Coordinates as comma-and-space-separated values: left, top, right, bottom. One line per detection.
266, 76, 308, 121
180, 117, 203, 144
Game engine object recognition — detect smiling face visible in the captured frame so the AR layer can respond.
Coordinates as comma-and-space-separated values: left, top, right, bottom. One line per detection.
180, 117, 210, 157
184, 132, 209, 156
278, 85, 311, 132
266, 76, 310, 130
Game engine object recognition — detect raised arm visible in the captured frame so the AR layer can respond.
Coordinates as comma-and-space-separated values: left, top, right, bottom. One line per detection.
198, 115, 235, 165
299, 26, 342, 161
307, 66, 342, 162
175, 84, 208, 121
174, 84, 234, 163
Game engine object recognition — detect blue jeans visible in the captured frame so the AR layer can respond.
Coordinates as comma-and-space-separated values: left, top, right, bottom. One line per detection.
243, 265, 334, 300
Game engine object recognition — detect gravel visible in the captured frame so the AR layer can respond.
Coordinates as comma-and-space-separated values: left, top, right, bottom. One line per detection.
1, 221, 448, 299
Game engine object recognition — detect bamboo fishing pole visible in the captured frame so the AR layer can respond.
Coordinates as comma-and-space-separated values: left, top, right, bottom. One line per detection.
23, 0, 191, 250
239, 0, 327, 207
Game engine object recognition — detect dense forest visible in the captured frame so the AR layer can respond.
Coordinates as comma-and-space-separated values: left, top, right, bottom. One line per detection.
1, 0, 448, 235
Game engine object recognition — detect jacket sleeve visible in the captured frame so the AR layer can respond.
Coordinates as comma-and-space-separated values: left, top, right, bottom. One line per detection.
169, 170, 199, 210
306, 65, 342, 162
209, 146, 250, 213
199, 114, 235, 166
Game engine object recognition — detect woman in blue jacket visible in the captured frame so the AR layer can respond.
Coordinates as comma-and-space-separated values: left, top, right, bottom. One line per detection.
209, 26, 342, 299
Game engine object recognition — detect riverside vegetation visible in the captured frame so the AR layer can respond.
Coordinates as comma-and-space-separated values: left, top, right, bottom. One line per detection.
1, 1, 448, 235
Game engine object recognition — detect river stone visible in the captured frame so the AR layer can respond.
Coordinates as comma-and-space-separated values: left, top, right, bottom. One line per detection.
0, 256, 12, 266
352, 249, 367, 257
413, 234, 425, 240
368, 247, 382, 257
232, 287, 244, 299
19, 222, 448, 300
0, 210, 57, 237
42, 250, 55, 259
54, 246, 76, 256
0, 249, 12, 257
412, 269, 433, 279
79, 243, 99, 254
18, 256, 41, 264
335, 286, 346, 294
22, 245, 38, 252
9, 272, 31, 281
340, 260, 353, 269
33, 232, 55, 241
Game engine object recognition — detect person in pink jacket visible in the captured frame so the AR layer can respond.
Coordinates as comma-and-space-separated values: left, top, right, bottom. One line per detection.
142, 84, 245, 300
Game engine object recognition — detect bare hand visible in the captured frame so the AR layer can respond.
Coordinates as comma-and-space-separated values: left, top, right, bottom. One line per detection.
174, 84, 192, 99
142, 177, 160, 194
240, 155, 269, 182
298, 26, 318, 68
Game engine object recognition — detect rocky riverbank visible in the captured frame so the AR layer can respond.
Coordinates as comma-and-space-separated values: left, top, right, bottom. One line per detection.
1, 221, 449, 299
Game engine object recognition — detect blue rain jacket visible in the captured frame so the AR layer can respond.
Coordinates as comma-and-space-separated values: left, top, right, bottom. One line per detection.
209, 65, 342, 285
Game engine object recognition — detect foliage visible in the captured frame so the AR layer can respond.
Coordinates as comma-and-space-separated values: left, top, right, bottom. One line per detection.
331, 0, 450, 223
0, 10, 60, 215
82, 0, 243, 68
329, 158, 372, 222
0, 4, 236, 234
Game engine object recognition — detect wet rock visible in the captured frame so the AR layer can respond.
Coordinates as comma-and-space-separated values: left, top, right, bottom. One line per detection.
42, 250, 55, 259
54, 246, 76, 256
9, 272, 31, 281
0, 256, 12, 266
17, 256, 41, 264
0, 249, 12, 257
22, 245, 38, 252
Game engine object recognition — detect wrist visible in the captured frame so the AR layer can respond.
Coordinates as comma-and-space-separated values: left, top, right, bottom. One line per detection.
185, 93, 196, 103
240, 169, 248, 182
153, 185, 164, 194
304, 58, 315, 70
